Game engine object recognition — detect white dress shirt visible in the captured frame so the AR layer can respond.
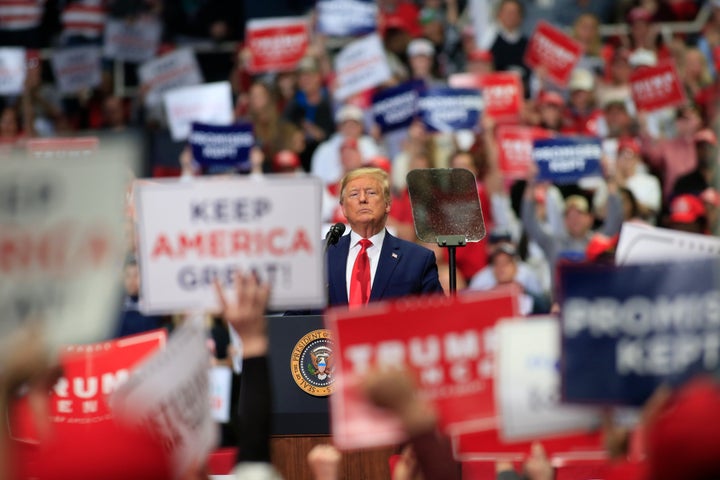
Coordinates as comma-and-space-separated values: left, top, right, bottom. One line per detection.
345, 229, 386, 300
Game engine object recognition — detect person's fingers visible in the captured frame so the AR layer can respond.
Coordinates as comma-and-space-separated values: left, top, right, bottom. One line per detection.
213, 278, 228, 313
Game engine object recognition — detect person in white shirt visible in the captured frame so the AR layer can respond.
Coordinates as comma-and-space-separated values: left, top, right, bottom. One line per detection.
615, 136, 662, 223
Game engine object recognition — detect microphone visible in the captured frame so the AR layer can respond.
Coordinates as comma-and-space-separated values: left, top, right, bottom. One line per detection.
324, 223, 346, 252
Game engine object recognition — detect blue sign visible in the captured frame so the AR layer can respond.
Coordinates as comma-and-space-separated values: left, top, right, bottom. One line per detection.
371, 80, 424, 134
533, 136, 603, 184
189, 122, 254, 174
417, 88, 483, 133
316, 0, 377, 37
559, 260, 720, 406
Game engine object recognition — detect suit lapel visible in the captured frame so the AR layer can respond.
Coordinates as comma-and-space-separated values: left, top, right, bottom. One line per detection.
328, 234, 350, 305
370, 231, 401, 301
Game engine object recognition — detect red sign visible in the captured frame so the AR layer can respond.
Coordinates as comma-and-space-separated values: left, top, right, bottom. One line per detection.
630, 61, 686, 112
26, 137, 99, 158
246, 17, 309, 73
450, 72, 524, 123
496, 125, 552, 179
326, 287, 520, 450
524, 21, 583, 86
11, 330, 166, 442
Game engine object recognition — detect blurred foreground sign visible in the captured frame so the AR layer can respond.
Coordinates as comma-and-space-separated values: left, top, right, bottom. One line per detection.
163, 81, 234, 141
559, 260, 720, 406
326, 288, 519, 450
0, 157, 127, 351
616, 222, 720, 265
134, 175, 325, 313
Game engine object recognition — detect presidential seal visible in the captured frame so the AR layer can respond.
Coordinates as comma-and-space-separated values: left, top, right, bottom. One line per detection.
291, 329, 334, 397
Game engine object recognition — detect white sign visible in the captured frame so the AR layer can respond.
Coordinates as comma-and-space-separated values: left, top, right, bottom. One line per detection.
0, 47, 26, 95
496, 316, 599, 440
139, 49, 203, 108
51, 46, 102, 94
334, 33, 392, 100
163, 81, 234, 141
615, 222, 720, 265
110, 322, 217, 478
209, 365, 233, 423
134, 175, 326, 313
103, 17, 161, 63
0, 157, 126, 350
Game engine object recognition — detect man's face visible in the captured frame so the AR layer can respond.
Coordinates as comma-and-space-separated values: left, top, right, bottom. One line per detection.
565, 207, 592, 238
492, 252, 517, 284
497, 1, 523, 31
341, 176, 390, 232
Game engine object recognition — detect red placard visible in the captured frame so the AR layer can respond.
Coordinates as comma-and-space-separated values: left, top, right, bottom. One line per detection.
524, 21, 583, 86
450, 72, 524, 123
246, 17, 309, 73
26, 137, 99, 158
629, 61, 686, 112
496, 125, 552, 179
326, 287, 520, 450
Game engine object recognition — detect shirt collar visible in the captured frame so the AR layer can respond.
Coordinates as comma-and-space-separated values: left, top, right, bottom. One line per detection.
350, 228, 386, 249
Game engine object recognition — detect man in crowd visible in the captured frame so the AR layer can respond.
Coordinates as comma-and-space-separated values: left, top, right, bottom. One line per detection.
326, 167, 444, 307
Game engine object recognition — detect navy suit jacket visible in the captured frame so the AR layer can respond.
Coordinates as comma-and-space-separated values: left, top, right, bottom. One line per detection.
327, 230, 444, 307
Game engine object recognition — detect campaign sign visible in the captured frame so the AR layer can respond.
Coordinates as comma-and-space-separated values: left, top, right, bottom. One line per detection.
134, 175, 325, 313
533, 136, 603, 184
317, 0, 377, 37
524, 21, 583, 86
189, 122, 254, 174
246, 17, 309, 73
559, 260, 720, 406
50, 46, 101, 94
110, 321, 217, 478
138, 49, 203, 108
326, 287, 520, 450
449, 72, 524, 123
0, 157, 127, 350
496, 317, 599, 441
209, 366, 233, 424
26, 137, 99, 158
103, 17, 161, 63
334, 33, 392, 101
417, 88, 484, 133
163, 81, 234, 141
616, 222, 720, 266
0, 47, 26, 95
371, 80, 424, 134
630, 61, 686, 112
496, 126, 552, 179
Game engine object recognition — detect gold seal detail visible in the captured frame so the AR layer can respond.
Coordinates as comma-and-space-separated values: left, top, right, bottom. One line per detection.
290, 329, 334, 397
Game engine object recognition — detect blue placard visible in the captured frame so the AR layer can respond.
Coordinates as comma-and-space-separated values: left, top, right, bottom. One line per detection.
417, 88, 483, 133
189, 122, 254, 174
532, 136, 603, 184
371, 80, 424, 134
316, 0, 377, 37
559, 260, 720, 406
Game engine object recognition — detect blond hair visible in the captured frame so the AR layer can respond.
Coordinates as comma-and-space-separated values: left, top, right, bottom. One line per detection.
339, 167, 391, 205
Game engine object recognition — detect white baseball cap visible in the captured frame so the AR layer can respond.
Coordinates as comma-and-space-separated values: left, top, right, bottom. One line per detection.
407, 38, 435, 57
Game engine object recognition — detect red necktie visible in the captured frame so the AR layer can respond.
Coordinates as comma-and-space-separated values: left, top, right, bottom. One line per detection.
349, 239, 372, 306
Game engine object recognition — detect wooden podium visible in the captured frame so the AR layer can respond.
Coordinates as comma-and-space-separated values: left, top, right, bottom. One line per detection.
266, 315, 395, 480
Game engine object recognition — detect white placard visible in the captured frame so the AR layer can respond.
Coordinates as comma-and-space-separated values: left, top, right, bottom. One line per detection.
0, 157, 126, 350
163, 81, 234, 141
209, 365, 233, 423
103, 17, 161, 63
51, 46, 102, 94
138, 49, 203, 108
134, 175, 326, 313
110, 322, 217, 478
615, 222, 720, 265
334, 33, 392, 100
0, 47, 26, 95
496, 316, 599, 440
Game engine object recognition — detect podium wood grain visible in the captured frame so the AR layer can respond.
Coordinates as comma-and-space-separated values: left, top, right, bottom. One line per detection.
271, 435, 395, 480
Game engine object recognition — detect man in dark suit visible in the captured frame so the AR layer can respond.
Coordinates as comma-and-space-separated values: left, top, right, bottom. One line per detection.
327, 167, 444, 307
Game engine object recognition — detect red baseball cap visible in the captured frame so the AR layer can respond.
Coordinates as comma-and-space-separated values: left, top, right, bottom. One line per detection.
273, 150, 300, 170
617, 136, 641, 156
537, 91, 565, 107
669, 194, 706, 223
467, 49, 493, 63
627, 6, 653, 23
369, 155, 391, 173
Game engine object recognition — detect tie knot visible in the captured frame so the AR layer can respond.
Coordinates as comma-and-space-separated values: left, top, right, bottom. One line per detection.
359, 239, 372, 251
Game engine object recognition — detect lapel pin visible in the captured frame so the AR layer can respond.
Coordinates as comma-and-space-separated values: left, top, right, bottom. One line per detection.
391, 252, 398, 259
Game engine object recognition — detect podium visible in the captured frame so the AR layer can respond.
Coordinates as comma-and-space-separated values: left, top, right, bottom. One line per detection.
266, 315, 394, 480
